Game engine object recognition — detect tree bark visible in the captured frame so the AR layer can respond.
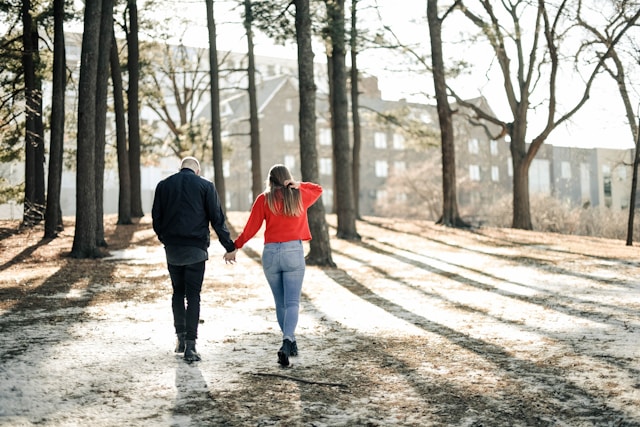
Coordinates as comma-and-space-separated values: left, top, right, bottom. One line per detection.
127, 0, 143, 217
350, 0, 361, 219
244, 0, 262, 201
71, 0, 103, 258
327, 0, 359, 240
205, 0, 226, 209
427, 0, 467, 227
296, 0, 335, 266
22, 0, 45, 226
44, 0, 66, 238
94, 0, 114, 247
111, 30, 132, 225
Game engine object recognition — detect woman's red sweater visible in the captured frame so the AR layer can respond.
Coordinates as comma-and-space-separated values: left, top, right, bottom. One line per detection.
234, 182, 323, 249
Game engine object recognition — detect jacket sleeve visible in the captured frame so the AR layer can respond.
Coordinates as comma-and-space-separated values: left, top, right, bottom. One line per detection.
206, 182, 236, 253
151, 181, 164, 241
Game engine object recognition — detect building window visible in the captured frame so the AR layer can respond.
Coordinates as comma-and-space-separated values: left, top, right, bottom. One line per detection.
285, 98, 293, 112
284, 155, 295, 170
469, 164, 480, 181
530, 159, 551, 194
376, 190, 387, 202
580, 163, 590, 202
374, 132, 387, 149
561, 161, 571, 179
284, 124, 295, 142
468, 138, 479, 154
616, 165, 627, 181
223, 160, 230, 178
375, 160, 388, 177
394, 161, 406, 173
322, 189, 333, 208
319, 128, 331, 145
490, 139, 498, 156
491, 166, 499, 182
319, 157, 332, 175
396, 193, 407, 203
393, 133, 405, 150
603, 165, 612, 197
507, 158, 513, 177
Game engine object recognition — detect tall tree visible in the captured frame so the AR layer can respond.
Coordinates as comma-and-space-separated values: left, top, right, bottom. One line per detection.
455, 0, 640, 230
110, 29, 132, 225
94, 0, 114, 247
44, 0, 66, 238
296, 0, 335, 266
21, 0, 45, 226
244, 0, 262, 201
326, 0, 359, 240
427, 0, 466, 227
71, 0, 103, 258
205, 0, 226, 209
349, 0, 362, 219
127, 0, 143, 217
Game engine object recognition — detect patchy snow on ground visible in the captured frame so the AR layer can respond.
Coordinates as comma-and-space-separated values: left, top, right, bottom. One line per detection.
0, 214, 639, 426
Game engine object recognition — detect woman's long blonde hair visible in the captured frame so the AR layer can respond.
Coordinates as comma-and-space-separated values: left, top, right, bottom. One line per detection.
264, 164, 303, 216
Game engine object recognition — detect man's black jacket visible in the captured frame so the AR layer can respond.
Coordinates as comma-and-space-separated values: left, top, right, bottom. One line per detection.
152, 168, 235, 253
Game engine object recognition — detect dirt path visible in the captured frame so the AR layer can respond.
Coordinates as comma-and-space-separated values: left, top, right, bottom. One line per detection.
0, 214, 639, 426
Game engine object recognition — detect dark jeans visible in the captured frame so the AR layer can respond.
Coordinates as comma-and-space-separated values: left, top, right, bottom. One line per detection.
168, 261, 205, 341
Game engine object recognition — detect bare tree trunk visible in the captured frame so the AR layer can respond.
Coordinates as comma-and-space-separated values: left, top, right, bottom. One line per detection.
94, 0, 114, 247
511, 143, 532, 230
111, 30, 132, 225
327, 0, 359, 240
627, 117, 640, 246
44, 0, 66, 238
127, 0, 143, 218
71, 0, 103, 258
350, 0, 361, 219
205, 0, 226, 208
244, 0, 262, 200
296, 0, 335, 267
22, 0, 45, 226
427, 0, 467, 227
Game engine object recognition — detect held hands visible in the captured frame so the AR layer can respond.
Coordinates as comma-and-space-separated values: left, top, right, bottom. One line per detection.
283, 179, 300, 189
223, 249, 238, 264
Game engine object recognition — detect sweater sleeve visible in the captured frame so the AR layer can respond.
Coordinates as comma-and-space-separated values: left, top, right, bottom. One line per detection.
300, 182, 323, 208
234, 195, 267, 249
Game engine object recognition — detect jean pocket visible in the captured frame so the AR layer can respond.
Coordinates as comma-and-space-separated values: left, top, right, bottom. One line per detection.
262, 250, 275, 271
282, 250, 304, 271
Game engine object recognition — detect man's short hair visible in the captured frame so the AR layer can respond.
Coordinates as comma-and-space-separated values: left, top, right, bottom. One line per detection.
181, 157, 200, 173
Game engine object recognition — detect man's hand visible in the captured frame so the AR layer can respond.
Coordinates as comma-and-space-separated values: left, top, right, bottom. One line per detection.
223, 249, 237, 264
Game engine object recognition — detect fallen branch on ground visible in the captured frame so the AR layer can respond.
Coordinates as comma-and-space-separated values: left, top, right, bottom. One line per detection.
252, 372, 349, 388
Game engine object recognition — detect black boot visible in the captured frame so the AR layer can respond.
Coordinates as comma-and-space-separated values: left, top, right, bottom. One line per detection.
290, 340, 298, 357
175, 333, 186, 353
184, 340, 201, 362
277, 339, 292, 367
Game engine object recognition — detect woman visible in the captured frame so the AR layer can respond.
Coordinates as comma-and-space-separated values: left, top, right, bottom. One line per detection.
225, 164, 322, 367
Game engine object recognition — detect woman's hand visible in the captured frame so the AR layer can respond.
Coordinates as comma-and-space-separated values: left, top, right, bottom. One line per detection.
223, 249, 237, 264
283, 179, 300, 189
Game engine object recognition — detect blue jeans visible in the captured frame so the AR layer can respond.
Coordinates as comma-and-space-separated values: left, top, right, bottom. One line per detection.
168, 261, 205, 341
262, 240, 305, 342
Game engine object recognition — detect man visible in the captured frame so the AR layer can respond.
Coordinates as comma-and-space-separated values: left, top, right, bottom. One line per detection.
152, 157, 237, 362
